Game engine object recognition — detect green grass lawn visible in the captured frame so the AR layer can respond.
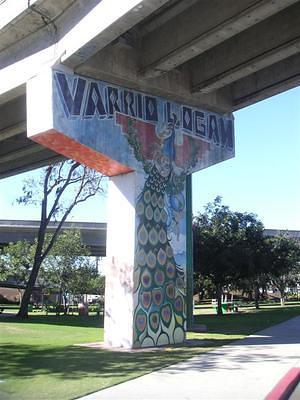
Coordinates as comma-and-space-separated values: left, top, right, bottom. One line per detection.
1, 304, 300, 400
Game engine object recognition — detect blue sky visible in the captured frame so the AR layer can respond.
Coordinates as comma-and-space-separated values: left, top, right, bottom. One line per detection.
0, 87, 299, 229
193, 87, 300, 229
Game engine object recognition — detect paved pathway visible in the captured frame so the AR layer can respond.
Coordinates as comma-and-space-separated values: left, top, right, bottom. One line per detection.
80, 316, 300, 400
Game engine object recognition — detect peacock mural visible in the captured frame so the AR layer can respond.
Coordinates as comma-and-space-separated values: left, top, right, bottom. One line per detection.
45, 69, 234, 348
116, 112, 210, 347
133, 163, 186, 347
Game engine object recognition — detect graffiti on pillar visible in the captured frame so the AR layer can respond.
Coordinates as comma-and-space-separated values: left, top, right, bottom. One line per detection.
28, 69, 234, 348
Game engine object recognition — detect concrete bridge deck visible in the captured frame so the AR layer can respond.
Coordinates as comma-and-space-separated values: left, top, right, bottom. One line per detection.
1, 0, 300, 178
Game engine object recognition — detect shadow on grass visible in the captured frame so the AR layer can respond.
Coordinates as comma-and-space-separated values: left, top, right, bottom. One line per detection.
0, 342, 221, 381
0, 314, 104, 329
1, 331, 299, 383
1, 305, 299, 383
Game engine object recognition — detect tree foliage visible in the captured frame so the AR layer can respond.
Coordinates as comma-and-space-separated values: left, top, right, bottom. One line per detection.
16, 160, 105, 317
267, 234, 300, 305
193, 197, 265, 314
0, 241, 35, 304
43, 230, 104, 312
0, 230, 105, 312
193, 197, 300, 314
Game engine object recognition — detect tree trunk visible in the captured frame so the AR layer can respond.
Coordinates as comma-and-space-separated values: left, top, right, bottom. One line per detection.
216, 284, 223, 316
280, 292, 285, 306
254, 286, 260, 309
41, 290, 44, 308
261, 285, 267, 300
198, 290, 201, 303
63, 293, 68, 315
278, 284, 285, 306
248, 290, 253, 301
15, 162, 103, 319
57, 288, 63, 315
17, 258, 42, 318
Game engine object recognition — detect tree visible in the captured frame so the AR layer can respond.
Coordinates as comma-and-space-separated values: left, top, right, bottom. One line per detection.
193, 197, 237, 315
193, 197, 265, 315
43, 230, 101, 313
267, 234, 300, 306
193, 272, 214, 302
0, 241, 35, 305
17, 160, 104, 318
233, 215, 269, 309
86, 274, 105, 298
236, 238, 269, 309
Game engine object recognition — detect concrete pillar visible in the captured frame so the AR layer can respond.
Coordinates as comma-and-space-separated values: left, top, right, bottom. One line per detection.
104, 170, 187, 348
104, 172, 136, 348
26, 67, 234, 349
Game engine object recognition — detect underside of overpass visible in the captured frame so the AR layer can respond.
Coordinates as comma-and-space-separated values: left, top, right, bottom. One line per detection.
1, 0, 300, 178
0, 219, 107, 256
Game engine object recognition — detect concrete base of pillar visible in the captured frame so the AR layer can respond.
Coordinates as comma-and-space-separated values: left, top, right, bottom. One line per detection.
104, 168, 187, 349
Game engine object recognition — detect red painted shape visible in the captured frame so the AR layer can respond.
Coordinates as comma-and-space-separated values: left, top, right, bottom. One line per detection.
265, 368, 300, 400
31, 115, 211, 176
116, 113, 160, 160
175, 134, 210, 168
31, 129, 133, 176
116, 112, 211, 168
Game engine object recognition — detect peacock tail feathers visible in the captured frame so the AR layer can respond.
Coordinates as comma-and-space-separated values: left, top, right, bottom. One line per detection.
133, 164, 186, 347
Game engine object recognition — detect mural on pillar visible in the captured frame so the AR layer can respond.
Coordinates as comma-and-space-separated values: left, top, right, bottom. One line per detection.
29, 69, 234, 347
115, 113, 210, 346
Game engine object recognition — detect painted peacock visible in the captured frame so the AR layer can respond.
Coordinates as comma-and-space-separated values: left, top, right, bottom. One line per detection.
117, 112, 187, 347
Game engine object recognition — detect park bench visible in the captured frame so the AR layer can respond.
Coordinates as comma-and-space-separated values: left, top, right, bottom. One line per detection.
212, 299, 239, 314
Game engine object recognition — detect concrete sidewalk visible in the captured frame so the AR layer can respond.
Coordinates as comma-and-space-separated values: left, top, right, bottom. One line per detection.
79, 316, 300, 400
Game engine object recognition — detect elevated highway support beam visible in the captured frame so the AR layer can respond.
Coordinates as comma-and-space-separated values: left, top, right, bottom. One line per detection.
26, 67, 234, 348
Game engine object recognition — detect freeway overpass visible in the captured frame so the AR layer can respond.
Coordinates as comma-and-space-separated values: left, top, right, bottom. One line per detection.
1, 0, 300, 177
0, 219, 106, 257
264, 229, 300, 241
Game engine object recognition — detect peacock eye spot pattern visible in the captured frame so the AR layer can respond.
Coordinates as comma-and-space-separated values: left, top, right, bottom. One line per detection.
133, 163, 186, 347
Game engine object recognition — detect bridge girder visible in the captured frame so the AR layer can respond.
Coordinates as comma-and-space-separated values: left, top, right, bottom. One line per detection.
1, 0, 300, 177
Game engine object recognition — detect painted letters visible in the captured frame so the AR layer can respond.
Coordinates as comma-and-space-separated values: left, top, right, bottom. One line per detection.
54, 71, 234, 152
